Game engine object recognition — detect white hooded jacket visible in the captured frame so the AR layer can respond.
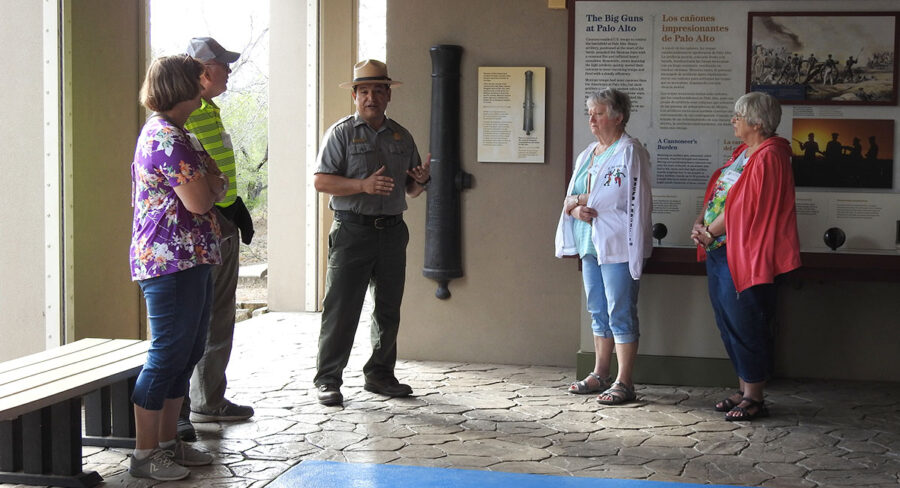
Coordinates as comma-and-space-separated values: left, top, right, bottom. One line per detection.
554, 133, 653, 280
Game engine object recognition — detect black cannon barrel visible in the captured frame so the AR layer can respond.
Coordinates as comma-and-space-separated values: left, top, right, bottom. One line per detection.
424, 44, 468, 299
523, 70, 535, 135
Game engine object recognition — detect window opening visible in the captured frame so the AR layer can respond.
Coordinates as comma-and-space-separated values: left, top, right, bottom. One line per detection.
358, 0, 386, 62
149, 0, 270, 304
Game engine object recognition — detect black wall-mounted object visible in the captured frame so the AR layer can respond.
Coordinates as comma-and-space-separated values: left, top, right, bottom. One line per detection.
652, 223, 668, 245
824, 227, 846, 251
423, 44, 471, 299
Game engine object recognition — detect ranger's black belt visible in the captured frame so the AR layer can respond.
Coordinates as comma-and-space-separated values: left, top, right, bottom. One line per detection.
334, 210, 403, 229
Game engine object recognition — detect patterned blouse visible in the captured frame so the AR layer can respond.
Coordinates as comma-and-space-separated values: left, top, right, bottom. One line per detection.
703, 150, 749, 251
130, 116, 221, 281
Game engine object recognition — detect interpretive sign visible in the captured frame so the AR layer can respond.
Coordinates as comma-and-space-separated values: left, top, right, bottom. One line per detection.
571, 1, 900, 253
478, 67, 546, 163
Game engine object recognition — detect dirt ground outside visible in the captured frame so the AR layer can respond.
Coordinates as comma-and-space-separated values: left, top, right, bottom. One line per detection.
237, 215, 267, 304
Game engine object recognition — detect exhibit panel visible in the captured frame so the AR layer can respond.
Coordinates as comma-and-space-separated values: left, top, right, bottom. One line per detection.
571, 1, 900, 255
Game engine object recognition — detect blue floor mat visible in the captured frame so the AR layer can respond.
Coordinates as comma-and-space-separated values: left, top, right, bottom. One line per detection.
268, 460, 751, 488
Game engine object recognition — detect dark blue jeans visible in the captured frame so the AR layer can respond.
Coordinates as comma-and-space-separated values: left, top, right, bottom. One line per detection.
133, 264, 213, 410
705, 246, 776, 383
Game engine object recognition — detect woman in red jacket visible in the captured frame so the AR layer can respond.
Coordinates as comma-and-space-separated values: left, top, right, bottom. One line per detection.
691, 92, 801, 421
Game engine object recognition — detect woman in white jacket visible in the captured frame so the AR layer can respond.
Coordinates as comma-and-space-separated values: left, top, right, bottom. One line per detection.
555, 88, 652, 405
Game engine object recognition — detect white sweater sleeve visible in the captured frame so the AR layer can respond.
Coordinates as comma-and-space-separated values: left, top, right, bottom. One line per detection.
625, 142, 653, 279
554, 144, 597, 258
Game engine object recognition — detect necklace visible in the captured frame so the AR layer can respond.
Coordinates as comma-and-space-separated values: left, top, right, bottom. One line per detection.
586, 138, 621, 192
594, 131, 624, 155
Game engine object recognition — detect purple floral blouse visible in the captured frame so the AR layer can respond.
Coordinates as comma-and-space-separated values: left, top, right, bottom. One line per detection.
130, 116, 221, 281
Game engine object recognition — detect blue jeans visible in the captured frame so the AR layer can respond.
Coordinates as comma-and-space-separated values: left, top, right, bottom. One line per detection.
133, 264, 213, 410
705, 246, 776, 383
581, 256, 640, 343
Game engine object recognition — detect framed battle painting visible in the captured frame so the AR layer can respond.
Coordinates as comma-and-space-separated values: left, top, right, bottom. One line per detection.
748, 12, 899, 105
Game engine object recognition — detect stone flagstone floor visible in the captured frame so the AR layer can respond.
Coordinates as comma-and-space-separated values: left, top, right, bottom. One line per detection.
7, 311, 898, 487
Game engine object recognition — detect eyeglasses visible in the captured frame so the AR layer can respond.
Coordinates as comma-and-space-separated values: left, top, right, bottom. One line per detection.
204, 61, 232, 74
731, 113, 745, 121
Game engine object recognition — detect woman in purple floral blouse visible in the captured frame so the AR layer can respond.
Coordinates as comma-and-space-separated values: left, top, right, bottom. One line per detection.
127, 54, 228, 481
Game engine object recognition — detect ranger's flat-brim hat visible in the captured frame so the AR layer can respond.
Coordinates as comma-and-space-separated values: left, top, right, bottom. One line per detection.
340, 59, 403, 88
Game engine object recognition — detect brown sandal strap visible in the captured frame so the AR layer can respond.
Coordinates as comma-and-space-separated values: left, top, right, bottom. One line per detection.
598, 381, 635, 402
727, 397, 767, 419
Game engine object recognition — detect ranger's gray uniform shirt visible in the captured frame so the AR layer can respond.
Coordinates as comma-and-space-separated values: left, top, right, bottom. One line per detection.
316, 113, 422, 216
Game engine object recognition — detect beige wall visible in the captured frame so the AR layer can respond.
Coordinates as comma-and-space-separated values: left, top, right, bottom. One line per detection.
388, 0, 582, 366
268, 0, 312, 311
631, 275, 721, 358
68, 0, 144, 340
0, 0, 46, 360
387, 0, 900, 381
1, 0, 148, 361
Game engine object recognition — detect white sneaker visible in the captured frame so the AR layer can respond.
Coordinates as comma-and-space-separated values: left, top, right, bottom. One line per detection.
165, 438, 214, 466
129, 448, 190, 481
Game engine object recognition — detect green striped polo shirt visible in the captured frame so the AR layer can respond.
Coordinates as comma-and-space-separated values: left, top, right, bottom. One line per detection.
185, 98, 237, 207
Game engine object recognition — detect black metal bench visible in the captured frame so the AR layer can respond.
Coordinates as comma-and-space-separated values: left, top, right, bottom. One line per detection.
0, 338, 149, 487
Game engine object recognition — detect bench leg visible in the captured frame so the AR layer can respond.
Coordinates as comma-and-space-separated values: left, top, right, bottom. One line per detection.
0, 418, 22, 472
52, 398, 82, 475
82, 377, 138, 448
111, 377, 137, 438
0, 400, 102, 488
0, 470, 102, 488
83, 386, 111, 437
22, 407, 51, 474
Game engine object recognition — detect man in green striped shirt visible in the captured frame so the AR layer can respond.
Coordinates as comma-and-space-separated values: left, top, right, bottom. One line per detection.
178, 37, 255, 441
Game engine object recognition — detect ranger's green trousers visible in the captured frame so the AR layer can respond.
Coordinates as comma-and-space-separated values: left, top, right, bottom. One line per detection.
314, 219, 409, 387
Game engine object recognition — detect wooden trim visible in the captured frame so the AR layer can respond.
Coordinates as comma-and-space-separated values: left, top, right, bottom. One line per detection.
564, 1, 576, 192
644, 247, 900, 282
644, 247, 707, 276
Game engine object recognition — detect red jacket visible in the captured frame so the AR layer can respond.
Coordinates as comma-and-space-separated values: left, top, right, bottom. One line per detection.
697, 136, 801, 292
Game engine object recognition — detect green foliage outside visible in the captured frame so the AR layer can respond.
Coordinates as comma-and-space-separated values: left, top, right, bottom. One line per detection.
150, 29, 270, 264
221, 89, 268, 214
219, 82, 268, 265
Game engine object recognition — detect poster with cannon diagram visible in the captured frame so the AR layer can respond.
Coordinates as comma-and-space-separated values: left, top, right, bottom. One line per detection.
477, 67, 546, 163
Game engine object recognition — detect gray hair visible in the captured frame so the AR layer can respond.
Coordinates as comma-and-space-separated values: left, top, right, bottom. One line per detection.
586, 87, 631, 127
734, 92, 781, 137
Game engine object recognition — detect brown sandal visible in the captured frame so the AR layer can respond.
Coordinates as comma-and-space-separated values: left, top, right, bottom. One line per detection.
725, 397, 769, 421
714, 391, 743, 412
596, 381, 636, 405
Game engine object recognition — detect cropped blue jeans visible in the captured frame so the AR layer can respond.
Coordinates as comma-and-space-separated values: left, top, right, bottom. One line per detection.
581, 256, 640, 344
705, 246, 777, 383
133, 264, 213, 410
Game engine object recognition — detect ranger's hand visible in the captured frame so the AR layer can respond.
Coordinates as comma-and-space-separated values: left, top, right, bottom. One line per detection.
407, 153, 432, 185
362, 166, 394, 195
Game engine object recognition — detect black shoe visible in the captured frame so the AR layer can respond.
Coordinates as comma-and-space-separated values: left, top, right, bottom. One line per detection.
317, 384, 343, 406
176, 416, 197, 442
363, 376, 413, 397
